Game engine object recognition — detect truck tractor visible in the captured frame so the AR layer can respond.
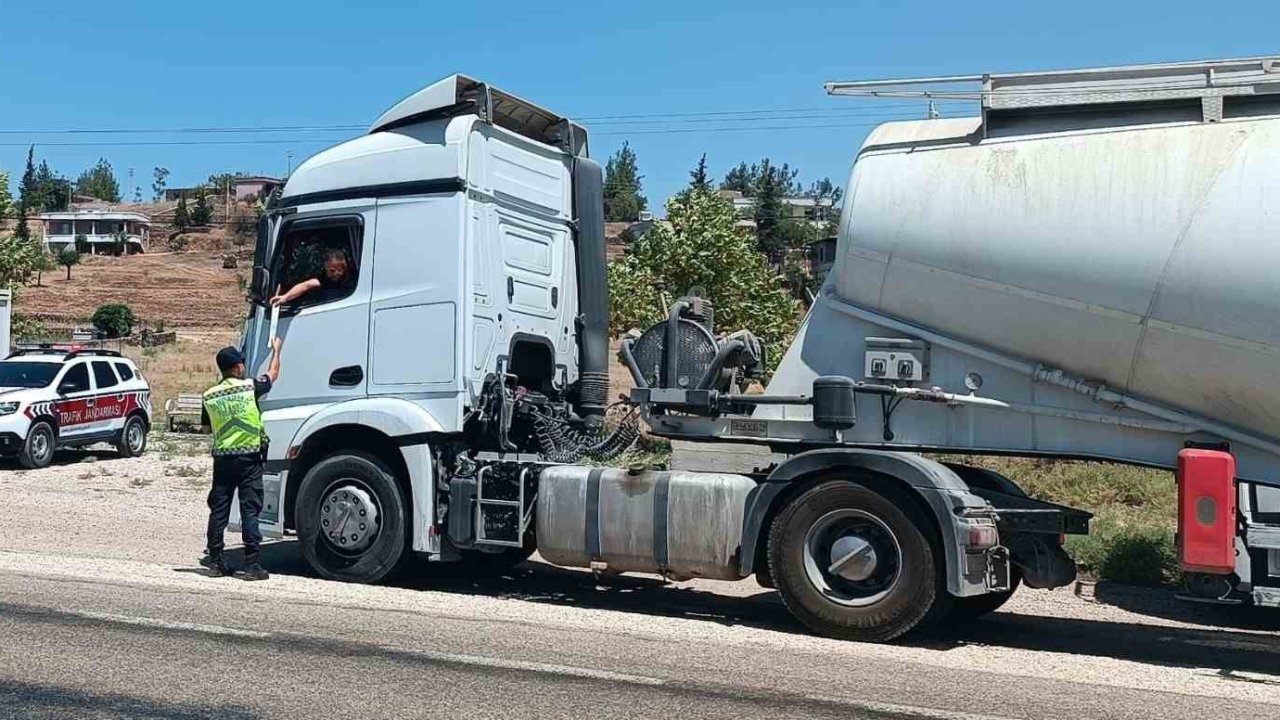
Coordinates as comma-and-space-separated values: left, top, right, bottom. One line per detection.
239, 57, 1280, 642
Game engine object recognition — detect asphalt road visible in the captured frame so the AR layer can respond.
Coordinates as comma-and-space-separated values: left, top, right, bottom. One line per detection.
0, 547, 1278, 720
1, 448, 1278, 719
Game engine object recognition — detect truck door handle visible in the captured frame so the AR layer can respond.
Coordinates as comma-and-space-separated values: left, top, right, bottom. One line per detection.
507, 276, 515, 301
329, 366, 363, 387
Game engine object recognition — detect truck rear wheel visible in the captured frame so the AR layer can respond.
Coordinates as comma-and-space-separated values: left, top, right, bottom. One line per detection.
768, 479, 946, 642
296, 452, 408, 584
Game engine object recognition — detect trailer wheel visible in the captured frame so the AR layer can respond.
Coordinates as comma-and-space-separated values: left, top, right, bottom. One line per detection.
296, 452, 408, 584
945, 572, 1020, 623
768, 479, 945, 642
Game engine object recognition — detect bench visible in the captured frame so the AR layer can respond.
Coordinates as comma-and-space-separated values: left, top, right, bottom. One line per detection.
165, 394, 208, 433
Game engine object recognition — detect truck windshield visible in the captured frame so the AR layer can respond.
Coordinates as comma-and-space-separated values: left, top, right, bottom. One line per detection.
0, 362, 62, 388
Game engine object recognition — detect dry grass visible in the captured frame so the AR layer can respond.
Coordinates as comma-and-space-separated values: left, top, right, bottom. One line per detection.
123, 331, 237, 424
18, 251, 245, 329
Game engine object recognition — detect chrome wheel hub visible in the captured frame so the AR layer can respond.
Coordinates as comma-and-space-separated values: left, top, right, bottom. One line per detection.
320, 483, 381, 553
127, 422, 144, 452
802, 509, 901, 607
31, 432, 50, 461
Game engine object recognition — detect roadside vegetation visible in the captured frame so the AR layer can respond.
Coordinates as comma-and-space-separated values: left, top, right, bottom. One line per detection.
945, 455, 1178, 585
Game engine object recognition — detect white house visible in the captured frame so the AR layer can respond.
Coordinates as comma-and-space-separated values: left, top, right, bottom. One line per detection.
40, 210, 151, 254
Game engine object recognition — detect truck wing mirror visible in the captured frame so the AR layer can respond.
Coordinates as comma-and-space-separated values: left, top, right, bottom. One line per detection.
250, 267, 271, 305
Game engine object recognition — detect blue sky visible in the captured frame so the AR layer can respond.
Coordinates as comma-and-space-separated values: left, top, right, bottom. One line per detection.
2, 1, 1276, 211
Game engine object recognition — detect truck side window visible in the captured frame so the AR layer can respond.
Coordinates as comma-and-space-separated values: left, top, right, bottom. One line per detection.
273, 218, 363, 308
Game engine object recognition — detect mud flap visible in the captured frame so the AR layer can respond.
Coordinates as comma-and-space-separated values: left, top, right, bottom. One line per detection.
228, 472, 284, 539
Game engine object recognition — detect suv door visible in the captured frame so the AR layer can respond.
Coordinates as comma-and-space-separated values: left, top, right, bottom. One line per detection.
52, 362, 95, 440
89, 361, 127, 433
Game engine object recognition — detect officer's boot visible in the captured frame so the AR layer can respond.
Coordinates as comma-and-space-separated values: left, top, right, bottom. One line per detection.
235, 558, 269, 581
199, 551, 230, 577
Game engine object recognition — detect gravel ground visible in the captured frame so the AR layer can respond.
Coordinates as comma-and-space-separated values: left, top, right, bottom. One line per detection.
1, 437, 1277, 710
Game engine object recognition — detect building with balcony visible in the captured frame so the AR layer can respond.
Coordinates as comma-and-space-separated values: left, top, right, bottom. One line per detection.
40, 210, 151, 254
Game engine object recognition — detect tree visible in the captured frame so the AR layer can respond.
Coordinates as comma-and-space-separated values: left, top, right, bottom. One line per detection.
805, 177, 844, 223
607, 183, 800, 374
0, 232, 45, 289
91, 303, 135, 338
191, 189, 213, 226
152, 167, 170, 202
173, 193, 191, 230
32, 250, 55, 287
721, 162, 755, 194
602, 143, 647, 222
109, 228, 129, 256
33, 162, 71, 212
207, 172, 248, 198
57, 247, 81, 280
689, 154, 712, 192
15, 147, 36, 241
75, 158, 121, 202
752, 159, 788, 256
0, 171, 13, 220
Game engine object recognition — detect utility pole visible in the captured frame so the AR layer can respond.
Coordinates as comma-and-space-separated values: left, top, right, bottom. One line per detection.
128, 167, 135, 202
286, 150, 294, 177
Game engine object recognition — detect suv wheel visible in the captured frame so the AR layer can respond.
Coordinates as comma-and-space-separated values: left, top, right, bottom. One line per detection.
117, 415, 148, 458
19, 421, 56, 469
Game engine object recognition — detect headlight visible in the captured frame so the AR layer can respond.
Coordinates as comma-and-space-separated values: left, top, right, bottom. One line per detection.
0, 402, 19, 416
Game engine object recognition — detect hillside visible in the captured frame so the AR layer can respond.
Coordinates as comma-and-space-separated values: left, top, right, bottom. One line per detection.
18, 250, 245, 330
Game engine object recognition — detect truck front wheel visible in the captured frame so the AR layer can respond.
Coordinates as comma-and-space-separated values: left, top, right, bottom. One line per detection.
296, 452, 408, 584
767, 479, 947, 642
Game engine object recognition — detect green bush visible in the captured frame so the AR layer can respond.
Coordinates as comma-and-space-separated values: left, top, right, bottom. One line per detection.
92, 303, 136, 338
607, 185, 800, 374
1066, 510, 1179, 586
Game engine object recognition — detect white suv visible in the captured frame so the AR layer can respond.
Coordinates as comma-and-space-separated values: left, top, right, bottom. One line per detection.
0, 348, 152, 468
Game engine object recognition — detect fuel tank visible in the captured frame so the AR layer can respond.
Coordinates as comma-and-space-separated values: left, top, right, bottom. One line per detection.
831, 114, 1280, 439
536, 466, 755, 581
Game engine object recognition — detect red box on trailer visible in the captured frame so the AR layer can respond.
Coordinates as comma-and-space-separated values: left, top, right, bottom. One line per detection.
1176, 449, 1237, 575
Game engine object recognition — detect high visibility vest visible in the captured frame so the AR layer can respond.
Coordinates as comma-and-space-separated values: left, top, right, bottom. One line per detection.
203, 378, 264, 456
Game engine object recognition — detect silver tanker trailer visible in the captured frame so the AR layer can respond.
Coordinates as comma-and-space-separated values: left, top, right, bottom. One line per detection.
641, 57, 1280, 616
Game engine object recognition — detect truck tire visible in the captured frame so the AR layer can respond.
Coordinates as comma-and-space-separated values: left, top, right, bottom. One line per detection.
19, 421, 56, 469
116, 414, 148, 458
945, 572, 1020, 623
296, 452, 408, 584
767, 479, 947, 642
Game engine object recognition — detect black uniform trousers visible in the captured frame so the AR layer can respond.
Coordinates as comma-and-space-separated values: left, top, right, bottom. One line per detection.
207, 453, 264, 564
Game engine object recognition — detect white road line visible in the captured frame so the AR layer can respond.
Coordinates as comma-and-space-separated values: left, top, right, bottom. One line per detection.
376, 646, 667, 686
801, 694, 1022, 720
75, 611, 273, 639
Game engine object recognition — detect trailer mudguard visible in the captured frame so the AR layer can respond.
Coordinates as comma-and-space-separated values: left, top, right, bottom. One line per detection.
739, 448, 994, 597
283, 397, 447, 553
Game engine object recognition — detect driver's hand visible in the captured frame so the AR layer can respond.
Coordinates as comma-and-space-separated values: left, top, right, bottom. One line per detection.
269, 295, 283, 307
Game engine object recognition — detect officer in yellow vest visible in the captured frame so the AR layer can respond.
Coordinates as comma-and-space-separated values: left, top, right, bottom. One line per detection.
199, 337, 282, 580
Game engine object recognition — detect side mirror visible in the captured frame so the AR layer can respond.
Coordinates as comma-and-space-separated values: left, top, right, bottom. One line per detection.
250, 266, 271, 305
57, 381, 77, 395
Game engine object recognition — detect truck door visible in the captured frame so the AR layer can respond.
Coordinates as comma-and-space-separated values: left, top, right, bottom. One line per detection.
367, 195, 463, 399
255, 208, 374, 408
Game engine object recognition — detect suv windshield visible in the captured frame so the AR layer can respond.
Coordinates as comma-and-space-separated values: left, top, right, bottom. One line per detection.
0, 362, 62, 389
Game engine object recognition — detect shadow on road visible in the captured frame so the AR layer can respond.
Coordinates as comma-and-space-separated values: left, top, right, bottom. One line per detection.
0, 679, 260, 720
228, 539, 1280, 680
